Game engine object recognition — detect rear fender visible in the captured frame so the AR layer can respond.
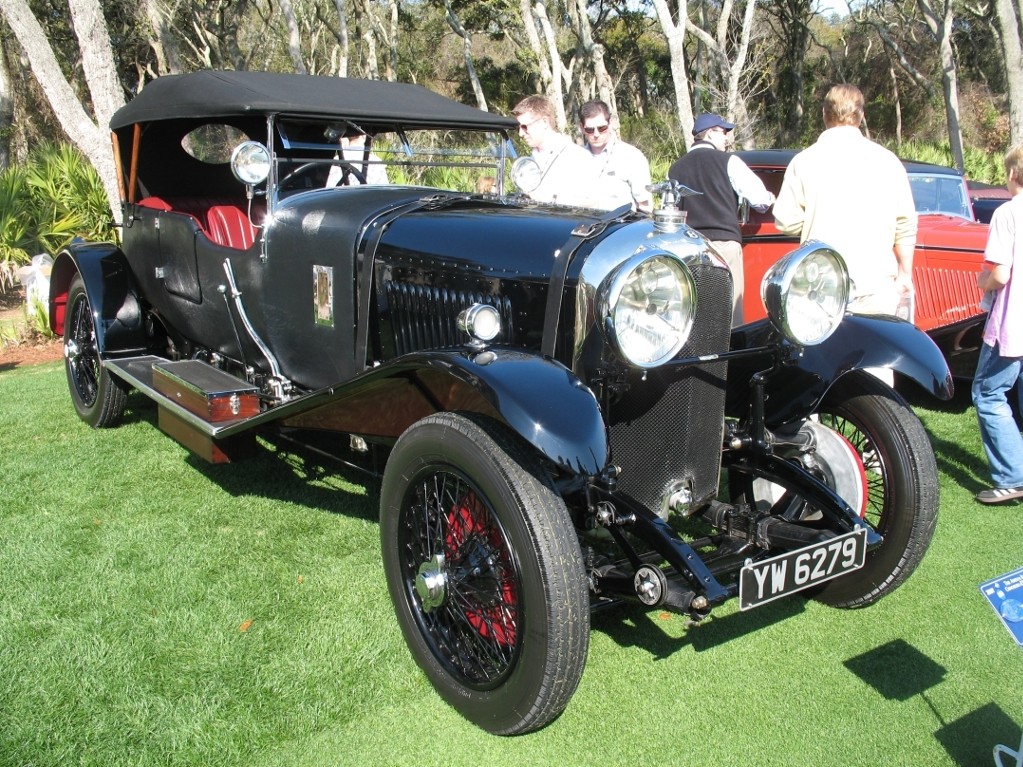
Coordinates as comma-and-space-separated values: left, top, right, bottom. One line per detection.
49, 243, 146, 354
280, 348, 609, 476
728, 314, 953, 427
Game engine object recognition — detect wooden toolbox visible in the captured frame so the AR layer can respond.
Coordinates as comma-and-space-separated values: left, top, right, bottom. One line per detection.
152, 360, 260, 422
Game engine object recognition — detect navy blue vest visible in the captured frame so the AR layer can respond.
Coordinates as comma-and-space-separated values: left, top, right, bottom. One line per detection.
667, 144, 741, 242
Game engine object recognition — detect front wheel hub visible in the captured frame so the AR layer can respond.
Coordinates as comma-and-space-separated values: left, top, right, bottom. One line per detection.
415, 554, 447, 611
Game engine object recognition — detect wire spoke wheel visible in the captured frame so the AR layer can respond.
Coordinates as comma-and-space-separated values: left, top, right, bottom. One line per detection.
730, 371, 938, 608
399, 470, 521, 687
65, 284, 101, 407
63, 275, 127, 428
816, 411, 883, 527
381, 413, 589, 735
810, 372, 939, 608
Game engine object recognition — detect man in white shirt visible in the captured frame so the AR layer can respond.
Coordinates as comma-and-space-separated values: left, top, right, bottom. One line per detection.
579, 100, 653, 213
325, 128, 389, 187
511, 95, 593, 207
773, 84, 916, 318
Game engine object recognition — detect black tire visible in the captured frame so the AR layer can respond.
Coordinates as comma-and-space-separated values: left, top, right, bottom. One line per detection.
810, 372, 939, 608
380, 412, 589, 735
64, 274, 128, 428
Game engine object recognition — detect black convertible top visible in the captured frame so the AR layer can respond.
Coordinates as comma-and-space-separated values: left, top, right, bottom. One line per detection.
110, 70, 517, 132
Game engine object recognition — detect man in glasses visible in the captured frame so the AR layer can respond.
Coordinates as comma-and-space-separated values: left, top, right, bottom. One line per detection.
511, 95, 592, 206
578, 100, 653, 213
668, 112, 775, 326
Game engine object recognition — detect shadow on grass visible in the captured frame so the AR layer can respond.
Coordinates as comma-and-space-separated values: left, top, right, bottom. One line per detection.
845, 639, 1022, 765
935, 702, 1021, 767
196, 439, 380, 522
123, 390, 380, 523
899, 374, 1004, 495
189, 446, 380, 523
844, 638, 947, 700
898, 373, 974, 415
592, 596, 806, 659
926, 430, 991, 495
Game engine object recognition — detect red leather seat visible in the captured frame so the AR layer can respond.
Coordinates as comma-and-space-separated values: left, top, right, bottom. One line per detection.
206, 205, 257, 250
135, 197, 262, 250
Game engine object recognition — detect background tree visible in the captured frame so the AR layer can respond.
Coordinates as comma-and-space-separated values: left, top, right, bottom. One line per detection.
651, 0, 697, 143
0, 35, 13, 169
684, 0, 764, 147
918, 0, 967, 171
1, 0, 123, 220
1, 0, 1019, 227
760, 0, 818, 145
992, 0, 1022, 144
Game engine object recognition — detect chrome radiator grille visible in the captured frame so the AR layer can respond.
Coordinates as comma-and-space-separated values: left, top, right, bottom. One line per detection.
385, 262, 732, 517
607, 262, 732, 514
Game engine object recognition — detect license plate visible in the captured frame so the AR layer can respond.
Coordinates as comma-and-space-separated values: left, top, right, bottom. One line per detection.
739, 528, 868, 610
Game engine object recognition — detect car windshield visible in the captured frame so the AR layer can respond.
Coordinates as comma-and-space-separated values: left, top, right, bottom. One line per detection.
274, 117, 509, 194
908, 173, 974, 220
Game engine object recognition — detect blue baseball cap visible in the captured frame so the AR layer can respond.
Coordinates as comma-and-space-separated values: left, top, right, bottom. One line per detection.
692, 113, 735, 136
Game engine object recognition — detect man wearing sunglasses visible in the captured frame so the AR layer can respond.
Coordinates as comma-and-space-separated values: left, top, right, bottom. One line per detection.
668, 112, 775, 326
579, 100, 653, 213
511, 95, 592, 207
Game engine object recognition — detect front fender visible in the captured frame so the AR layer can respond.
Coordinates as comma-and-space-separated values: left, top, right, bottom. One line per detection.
280, 347, 609, 476
49, 243, 146, 354
728, 314, 953, 426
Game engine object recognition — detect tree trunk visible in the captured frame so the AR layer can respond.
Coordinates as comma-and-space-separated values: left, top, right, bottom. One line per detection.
368, 0, 399, 82
890, 62, 903, 146
652, 0, 696, 146
279, 0, 308, 74
520, 0, 553, 92
685, 0, 760, 146
534, 2, 568, 128
764, 0, 813, 145
0, 39, 11, 170
336, 0, 349, 77
573, 0, 616, 115
994, 0, 1023, 145
917, 0, 965, 173
1, 0, 124, 223
352, 0, 380, 79
144, 0, 183, 75
727, 0, 758, 141
443, 0, 487, 110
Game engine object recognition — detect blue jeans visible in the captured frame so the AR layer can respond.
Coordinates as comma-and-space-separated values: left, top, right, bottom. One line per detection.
972, 341, 1023, 488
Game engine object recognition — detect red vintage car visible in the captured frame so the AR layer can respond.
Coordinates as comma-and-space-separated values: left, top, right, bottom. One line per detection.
738, 149, 988, 378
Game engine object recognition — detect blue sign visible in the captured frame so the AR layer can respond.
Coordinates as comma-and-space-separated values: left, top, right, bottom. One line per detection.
980, 566, 1023, 647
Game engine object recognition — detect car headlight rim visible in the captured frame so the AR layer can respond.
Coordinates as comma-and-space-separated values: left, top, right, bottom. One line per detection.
603, 253, 696, 368
230, 141, 272, 186
763, 242, 849, 346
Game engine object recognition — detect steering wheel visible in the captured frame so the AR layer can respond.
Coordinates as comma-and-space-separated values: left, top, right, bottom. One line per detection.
278, 160, 368, 191
326, 160, 368, 187
277, 162, 326, 191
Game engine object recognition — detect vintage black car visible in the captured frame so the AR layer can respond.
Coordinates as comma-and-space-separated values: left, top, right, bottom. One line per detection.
50, 71, 953, 735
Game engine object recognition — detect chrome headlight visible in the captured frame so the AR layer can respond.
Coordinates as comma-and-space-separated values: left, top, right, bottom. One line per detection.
762, 242, 849, 345
230, 141, 271, 186
604, 253, 696, 367
457, 303, 501, 344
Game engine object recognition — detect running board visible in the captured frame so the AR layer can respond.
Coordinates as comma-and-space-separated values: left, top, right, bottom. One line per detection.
105, 356, 258, 463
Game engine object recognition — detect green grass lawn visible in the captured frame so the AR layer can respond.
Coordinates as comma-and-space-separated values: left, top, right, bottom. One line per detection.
2, 361, 1021, 767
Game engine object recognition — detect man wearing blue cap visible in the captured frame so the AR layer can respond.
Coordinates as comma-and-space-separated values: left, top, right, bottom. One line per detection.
668, 113, 774, 326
